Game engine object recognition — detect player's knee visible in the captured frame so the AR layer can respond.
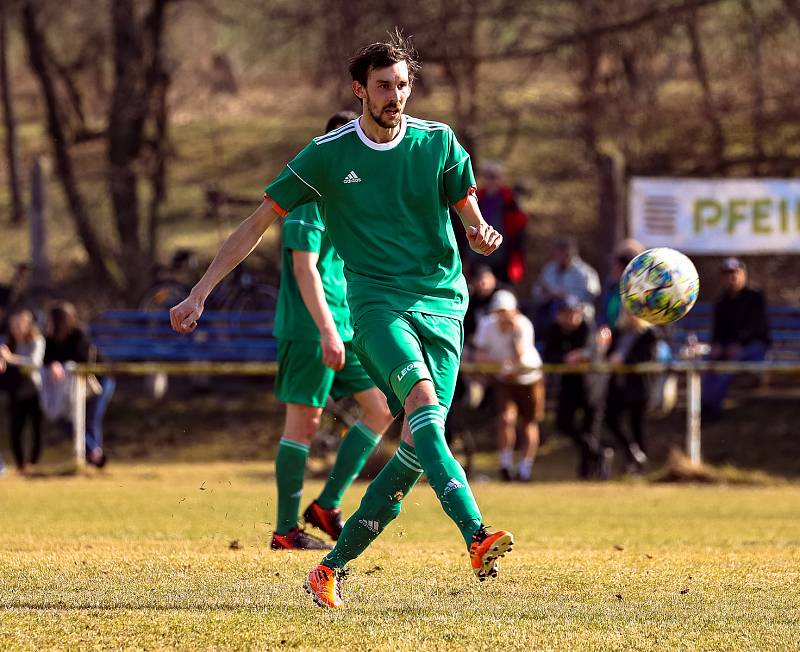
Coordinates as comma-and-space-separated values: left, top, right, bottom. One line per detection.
296, 415, 321, 442
403, 381, 438, 414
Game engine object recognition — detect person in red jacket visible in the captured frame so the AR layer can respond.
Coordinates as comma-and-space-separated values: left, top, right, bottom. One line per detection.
475, 161, 528, 285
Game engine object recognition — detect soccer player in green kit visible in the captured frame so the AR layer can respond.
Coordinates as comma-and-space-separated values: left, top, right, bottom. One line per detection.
270, 110, 393, 551
170, 31, 512, 609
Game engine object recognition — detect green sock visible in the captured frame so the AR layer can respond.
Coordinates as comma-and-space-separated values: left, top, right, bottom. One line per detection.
275, 438, 309, 535
317, 421, 382, 510
408, 405, 482, 547
323, 441, 422, 569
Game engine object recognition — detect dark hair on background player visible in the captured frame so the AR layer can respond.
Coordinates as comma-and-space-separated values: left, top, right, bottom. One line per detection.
348, 28, 421, 87
325, 110, 358, 134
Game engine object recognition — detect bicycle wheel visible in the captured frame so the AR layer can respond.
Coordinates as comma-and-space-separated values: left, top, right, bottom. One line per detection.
139, 281, 190, 311
232, 285, 279, 312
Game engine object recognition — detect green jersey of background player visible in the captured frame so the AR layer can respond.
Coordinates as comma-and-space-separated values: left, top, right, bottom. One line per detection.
270, 111, 393, 552
169, 29, 514, 610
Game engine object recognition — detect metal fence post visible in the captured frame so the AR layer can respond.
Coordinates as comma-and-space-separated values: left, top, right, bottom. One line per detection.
72, 372, 87, 469
685, 366, 702, 465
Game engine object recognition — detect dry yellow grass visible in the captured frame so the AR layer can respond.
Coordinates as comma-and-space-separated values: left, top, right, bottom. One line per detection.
1, 463, 799, 650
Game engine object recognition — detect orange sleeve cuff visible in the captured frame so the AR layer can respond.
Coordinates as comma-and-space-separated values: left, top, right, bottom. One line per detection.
453, 185, 477, 213
264, 193, 288, 218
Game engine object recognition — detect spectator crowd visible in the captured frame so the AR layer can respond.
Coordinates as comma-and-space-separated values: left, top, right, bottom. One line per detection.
0, 269, 114, 476
0, 159, 774, 482
458, 223, 772, 482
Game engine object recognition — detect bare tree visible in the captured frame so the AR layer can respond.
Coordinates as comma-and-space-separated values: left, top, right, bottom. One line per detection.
741, 0, 766, 175
684, 9, 726, 170
21, 1, 116, 286
0, 1, 25, 225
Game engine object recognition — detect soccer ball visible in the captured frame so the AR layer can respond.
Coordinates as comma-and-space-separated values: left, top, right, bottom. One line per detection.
620, 247, 699, 325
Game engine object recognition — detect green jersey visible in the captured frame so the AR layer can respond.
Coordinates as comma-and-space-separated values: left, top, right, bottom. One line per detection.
264, 115, 475, 322
273, 202, 353, 342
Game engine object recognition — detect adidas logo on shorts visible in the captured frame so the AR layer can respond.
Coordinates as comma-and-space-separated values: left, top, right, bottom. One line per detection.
442, 478, 464, 496
343, 170, 362, 184
359, 519, 380, 533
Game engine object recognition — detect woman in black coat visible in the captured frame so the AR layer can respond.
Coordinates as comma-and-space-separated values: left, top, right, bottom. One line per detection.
44, 302, 114, 468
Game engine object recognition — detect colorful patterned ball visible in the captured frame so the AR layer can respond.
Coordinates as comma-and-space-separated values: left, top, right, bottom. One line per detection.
620, 247, 699, 325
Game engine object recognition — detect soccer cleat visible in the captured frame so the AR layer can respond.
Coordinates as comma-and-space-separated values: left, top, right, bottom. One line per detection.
469, 525, 514, 581
270, 527, 333, 551
304, 564, 347, 608
303, 500, 345, 540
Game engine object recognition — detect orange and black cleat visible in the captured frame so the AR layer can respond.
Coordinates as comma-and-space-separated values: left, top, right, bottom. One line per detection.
270, 527, 332, 551
303, 500, 345, 540
469, 526, 514, 581
304, 564, 347, 608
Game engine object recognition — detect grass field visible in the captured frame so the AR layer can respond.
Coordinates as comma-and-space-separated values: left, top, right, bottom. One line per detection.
1, 464, 799, 650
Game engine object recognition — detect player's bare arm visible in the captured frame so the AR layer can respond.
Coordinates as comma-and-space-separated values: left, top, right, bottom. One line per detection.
457, 193, 503, 256
292, 250, 346, 371
170, 199, 281, 333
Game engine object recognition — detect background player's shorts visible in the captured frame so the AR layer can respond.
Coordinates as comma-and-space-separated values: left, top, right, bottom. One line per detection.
352, 310, 464, 417
275, 340, 375, 407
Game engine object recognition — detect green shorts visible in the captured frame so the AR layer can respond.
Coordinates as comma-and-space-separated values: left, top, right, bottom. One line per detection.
275, 339, 375, 408
351, 310, 464, 417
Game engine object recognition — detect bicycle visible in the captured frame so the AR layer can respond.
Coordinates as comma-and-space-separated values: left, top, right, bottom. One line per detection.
139, 249, 278, 316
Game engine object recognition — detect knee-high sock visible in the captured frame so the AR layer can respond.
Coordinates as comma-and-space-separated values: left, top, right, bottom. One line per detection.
317, 421, 381, 509
322, 441, 422, 569
275, 438, 309, 535
408, 405, 482, 546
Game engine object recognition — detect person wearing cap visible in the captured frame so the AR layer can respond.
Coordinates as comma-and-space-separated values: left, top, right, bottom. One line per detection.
532, 237, 600, 333
473, 289, 544, 481
543, 295, 603, 479
702, 258, 770, 416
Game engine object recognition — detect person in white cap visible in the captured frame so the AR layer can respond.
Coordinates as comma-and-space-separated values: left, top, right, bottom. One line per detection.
473, 289, 544, 481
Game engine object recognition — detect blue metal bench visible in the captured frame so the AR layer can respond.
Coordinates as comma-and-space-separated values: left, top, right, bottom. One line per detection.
669, 303, 800, 361
90, 310, 277, 362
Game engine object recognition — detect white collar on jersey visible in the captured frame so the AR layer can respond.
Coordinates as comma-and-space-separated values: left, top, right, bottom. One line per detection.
355, 114, 408, 151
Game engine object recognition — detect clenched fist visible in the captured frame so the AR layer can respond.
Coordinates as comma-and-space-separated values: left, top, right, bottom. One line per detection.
170, 293, 205, 334
467, 224, 503, 256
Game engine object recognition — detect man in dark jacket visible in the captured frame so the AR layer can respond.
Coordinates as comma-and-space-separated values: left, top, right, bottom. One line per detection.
543, 296, 602, 479
702, 257, 770, 416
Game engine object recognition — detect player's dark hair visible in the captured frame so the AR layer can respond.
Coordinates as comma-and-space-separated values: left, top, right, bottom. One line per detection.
348, 28, 421, 86
325, 110, 358, 134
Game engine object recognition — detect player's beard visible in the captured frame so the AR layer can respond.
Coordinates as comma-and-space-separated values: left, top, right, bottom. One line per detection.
365, 92, 403, 129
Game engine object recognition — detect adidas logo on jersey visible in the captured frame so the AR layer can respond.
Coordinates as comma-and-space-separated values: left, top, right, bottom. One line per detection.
359, 519, 380, 533
343, 170, 362, 184
442, 478, 464, 496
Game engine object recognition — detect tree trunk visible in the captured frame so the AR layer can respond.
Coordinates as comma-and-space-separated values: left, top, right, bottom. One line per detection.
741, 0, 765, 175
146, 64, 169, 262
21, 2, 115, 286
108, 0, 170, 292
684, 10, 726, 171
0, 2, 25, 225
144, 0, 169, 264
108, 0, 147, 292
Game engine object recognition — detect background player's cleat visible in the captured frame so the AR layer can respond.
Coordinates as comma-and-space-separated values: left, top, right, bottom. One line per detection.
304, 564, 347, 608
303, 500, 344, 540
270, 527, 333, 551
469, 526, 514, 581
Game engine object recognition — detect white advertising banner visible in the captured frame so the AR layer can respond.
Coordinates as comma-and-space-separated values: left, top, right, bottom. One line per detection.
629, 177, 800, 254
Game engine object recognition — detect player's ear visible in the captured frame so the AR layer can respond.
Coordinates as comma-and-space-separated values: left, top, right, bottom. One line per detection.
352, 80, 365, 100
